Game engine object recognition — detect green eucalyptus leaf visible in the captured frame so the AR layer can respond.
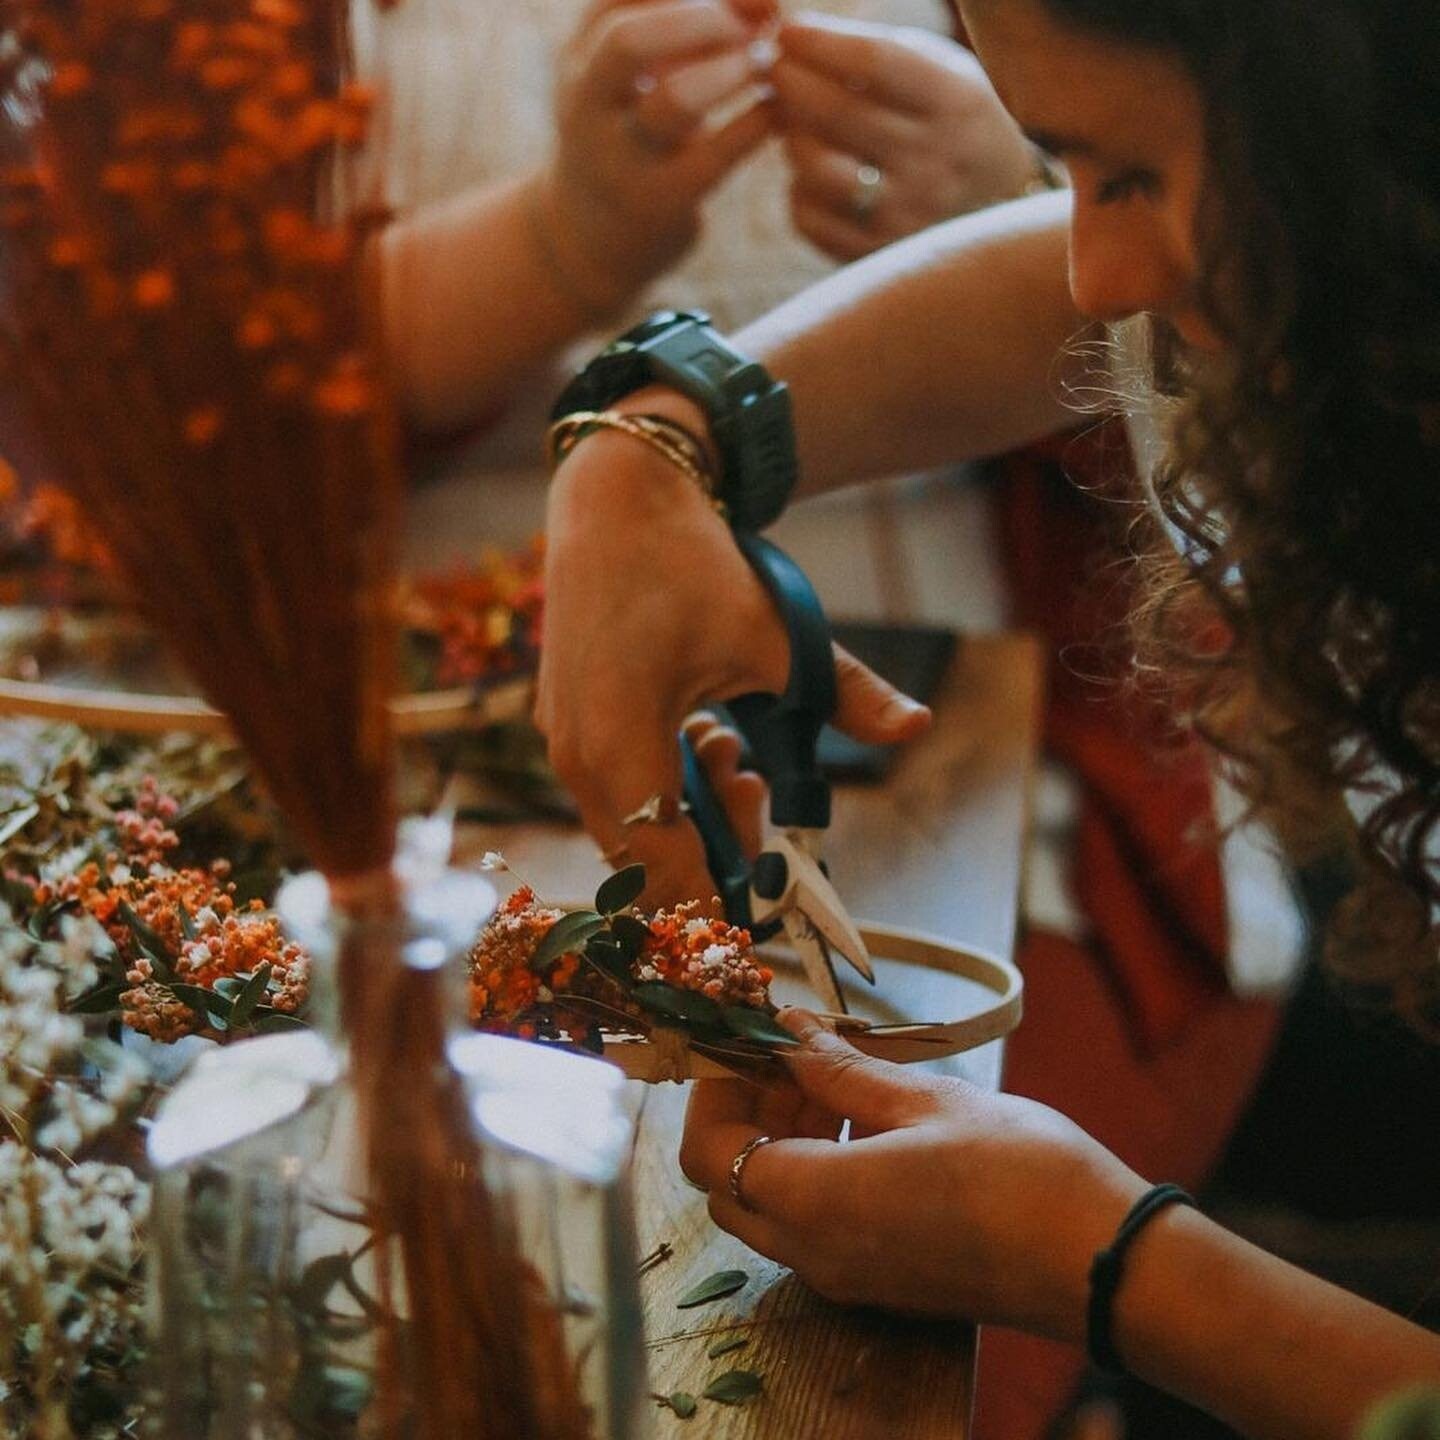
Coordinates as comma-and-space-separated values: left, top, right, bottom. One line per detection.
702, 1369, 763, 1405
228, 962, 272, 1029
254, 1009, 308, 1034
595, 863, 646, 916
213, 976, 245, 1000
27, 897, 79, 940
0, 802, 40, 849
67, 981, 127, 1015
533, 910, 605, 969
707, 1334, 749, 1359
609, 913, 651, 960
720, 1006, 800, 1047
177, 905, 199, 942
291, 1253, 351, 1316
633, 982, 723, 1028
582, 936, 630, 983
676, 1268, 748, 1309
116, 900, 176, 977
663, 1392, 697, 1419
169, 983, 232, 1024
317, 1365, 371, 1420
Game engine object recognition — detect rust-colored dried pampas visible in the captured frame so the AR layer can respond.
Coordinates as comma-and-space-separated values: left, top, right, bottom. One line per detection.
0, 3, 588, 1436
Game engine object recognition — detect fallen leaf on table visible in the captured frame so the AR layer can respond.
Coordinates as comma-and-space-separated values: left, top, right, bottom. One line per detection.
703, 1369, 764, 1405
676, 1269, 749, 1309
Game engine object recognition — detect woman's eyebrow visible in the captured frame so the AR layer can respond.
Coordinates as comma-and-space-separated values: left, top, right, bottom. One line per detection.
1024, 128, 1098, 160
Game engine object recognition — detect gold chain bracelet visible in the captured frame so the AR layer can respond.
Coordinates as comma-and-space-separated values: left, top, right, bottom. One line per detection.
545, 410, 728, 519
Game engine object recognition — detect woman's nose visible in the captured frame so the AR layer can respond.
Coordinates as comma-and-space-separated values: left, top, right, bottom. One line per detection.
1067, 203, 1194, 325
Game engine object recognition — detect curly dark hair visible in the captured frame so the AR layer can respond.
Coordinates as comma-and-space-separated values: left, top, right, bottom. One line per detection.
1045, 0, 1440, 1029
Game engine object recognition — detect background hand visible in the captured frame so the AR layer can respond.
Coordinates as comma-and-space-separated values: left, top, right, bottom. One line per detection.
535, 0, 777, 311
679, 1011, 1146, 1337
536, 414, 931, 907
773, 13, 1039, 261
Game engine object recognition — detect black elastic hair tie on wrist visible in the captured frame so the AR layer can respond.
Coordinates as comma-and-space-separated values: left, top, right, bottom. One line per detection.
1087, 1183, 1196, 1375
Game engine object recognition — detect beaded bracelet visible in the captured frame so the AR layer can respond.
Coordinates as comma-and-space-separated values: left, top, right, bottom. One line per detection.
545, 409, 728, 518
1086, 1183, 1196, 1375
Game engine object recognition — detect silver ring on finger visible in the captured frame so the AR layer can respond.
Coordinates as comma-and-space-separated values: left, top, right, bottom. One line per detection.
848, 161, 883, 224
729, 1133, 777, 1214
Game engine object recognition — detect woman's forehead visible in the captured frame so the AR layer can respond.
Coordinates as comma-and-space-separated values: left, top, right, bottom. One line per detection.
958, 0, 1200, 160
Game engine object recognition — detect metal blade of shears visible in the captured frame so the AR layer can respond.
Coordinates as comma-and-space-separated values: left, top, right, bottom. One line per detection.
750, 830, 874, 1013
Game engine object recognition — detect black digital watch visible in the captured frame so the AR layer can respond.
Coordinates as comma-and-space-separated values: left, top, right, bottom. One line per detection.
550, 310, 797, 532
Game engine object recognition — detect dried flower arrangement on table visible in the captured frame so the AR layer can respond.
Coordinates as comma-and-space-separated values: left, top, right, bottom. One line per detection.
0, 0, 611, 1432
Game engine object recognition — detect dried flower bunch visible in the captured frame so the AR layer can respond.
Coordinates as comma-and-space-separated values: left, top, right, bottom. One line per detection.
0, 4, 587, 1437
402, 537, 544, 688
29, 774, 311, 1043
0, 0, 398, 878
470, 864, 802, 1076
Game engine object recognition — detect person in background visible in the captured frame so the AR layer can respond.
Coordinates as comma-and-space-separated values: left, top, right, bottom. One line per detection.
369, 0, 1041, 576
534, 0, 1440, 1434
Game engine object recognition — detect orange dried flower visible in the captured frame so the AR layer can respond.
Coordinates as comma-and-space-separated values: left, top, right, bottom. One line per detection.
182, 405, 224, 446
133, 268, 176, 309
49, 62, 92, 98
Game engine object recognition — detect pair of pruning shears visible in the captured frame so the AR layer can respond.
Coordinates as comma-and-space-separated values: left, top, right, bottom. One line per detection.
679, 531, 874, 1015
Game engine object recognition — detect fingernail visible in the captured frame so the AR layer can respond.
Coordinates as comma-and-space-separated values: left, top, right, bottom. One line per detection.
776, 1005, 822, 1041
883, 693, 929, 721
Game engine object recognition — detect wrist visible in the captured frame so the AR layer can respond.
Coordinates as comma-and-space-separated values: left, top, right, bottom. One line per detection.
548, 408, 724, 530
525, 169, 637, 323
1045, 1163, 1150, 1346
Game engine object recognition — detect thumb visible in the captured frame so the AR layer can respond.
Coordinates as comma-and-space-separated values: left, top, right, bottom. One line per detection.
831, 642, 932, 746
777, 1007, 934, 1131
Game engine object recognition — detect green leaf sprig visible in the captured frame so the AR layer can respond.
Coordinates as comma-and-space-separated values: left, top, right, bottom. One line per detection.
532, 864, 800, 1072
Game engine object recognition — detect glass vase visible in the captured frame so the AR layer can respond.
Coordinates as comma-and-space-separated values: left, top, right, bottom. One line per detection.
145, 867, 647, 1439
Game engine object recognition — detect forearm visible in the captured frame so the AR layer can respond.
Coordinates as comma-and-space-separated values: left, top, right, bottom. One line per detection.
736, 187, 1087, 495
1113, 1205, 1440, 1440
380, 170, 627, 433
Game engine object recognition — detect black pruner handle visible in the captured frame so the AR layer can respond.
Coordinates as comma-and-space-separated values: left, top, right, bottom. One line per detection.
725, 532, 836, 830
680, 533, 836, 929
680, 731, 754, 928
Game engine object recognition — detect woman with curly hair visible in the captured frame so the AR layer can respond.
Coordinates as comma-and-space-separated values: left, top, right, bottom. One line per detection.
537, 0, 1440, 1434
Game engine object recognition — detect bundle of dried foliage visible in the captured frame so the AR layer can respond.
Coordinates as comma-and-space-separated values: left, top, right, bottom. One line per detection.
0, 3, 587, 1434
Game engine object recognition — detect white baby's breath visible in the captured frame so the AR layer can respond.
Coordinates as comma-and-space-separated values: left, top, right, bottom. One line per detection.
0, 901, 150, 1438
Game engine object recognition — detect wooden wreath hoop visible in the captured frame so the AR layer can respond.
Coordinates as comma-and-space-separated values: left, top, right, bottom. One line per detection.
0, 673, 534, 736
603, 919, 1023, 1082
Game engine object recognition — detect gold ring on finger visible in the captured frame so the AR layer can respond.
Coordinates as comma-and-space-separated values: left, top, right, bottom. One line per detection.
620, 792, 688, 828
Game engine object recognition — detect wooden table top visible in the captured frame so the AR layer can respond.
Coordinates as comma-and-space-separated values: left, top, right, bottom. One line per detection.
454, 631, 1044, 1439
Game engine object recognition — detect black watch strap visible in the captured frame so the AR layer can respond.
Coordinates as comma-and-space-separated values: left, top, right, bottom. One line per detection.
551, 310, 797, 531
